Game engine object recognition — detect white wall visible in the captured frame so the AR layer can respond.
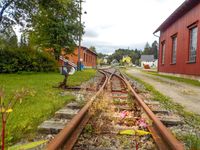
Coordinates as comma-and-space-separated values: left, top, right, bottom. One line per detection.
141, 60, 158, 68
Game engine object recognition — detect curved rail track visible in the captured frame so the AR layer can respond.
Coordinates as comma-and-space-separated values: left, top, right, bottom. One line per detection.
46, 68, 184, 150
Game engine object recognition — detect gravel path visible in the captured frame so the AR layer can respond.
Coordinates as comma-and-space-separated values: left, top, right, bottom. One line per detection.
126, 68, 200, 115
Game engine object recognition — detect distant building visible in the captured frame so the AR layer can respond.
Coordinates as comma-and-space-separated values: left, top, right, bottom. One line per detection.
111, 59, 119, 66
103, 56, 108, 64
66, 46, 97, 68
154, 0, 200, 76
141, 55, 158, 68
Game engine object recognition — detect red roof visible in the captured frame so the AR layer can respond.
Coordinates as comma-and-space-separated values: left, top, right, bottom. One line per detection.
154, 0, 200, 34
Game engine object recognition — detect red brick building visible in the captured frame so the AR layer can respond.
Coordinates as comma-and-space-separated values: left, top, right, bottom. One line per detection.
154, 0, 200, 76
67, 46, 97, 68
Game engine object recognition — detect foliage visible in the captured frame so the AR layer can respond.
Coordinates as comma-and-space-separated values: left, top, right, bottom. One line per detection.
0, 0, 34, 32
67, 69, 96, 86
122, 56, 132, 65
142, 41, 158, 59
179, 133, 200, 150
97, 53, 108, 59
29, 0, 83, 59
0, 88, 30, 150
0, 48, 58, 73
124, 70, 200, 149
0, 26, 18, 50
151, 41, 158, 59
1, 0, 83, 60
143, 42, 151, 55
8, 140, 48, 150
108, 49, 142, 65
0, 69, 96, 146
124, 71, 200, 127
144, 71, 200, 87
89, 46, 97, 53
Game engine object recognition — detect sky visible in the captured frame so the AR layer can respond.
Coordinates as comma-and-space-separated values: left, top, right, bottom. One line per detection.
81, 0, 185, 54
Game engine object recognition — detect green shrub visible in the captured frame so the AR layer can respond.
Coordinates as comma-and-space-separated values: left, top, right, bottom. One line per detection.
0, 48, 57, 73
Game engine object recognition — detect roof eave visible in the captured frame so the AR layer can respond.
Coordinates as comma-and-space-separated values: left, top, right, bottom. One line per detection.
154, 0, 200, 34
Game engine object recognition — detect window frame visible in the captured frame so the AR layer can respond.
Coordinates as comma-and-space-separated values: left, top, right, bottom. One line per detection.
188, 22, 198, 63
171, 34, 177, 64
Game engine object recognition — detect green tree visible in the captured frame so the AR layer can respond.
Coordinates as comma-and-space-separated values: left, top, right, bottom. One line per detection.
0, 0, 35, 32
0, 26, 18, 49
107, 48, 142, 65
143, 42, 151, 55
151, 40, 158, 59
89, 46, 96, 53
29, 0, 83, 59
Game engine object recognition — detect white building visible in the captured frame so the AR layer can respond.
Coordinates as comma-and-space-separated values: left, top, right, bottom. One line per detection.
141, 55, 158, 68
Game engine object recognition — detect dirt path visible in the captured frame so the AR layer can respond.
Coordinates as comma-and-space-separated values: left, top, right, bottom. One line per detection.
126, 68, 200, 115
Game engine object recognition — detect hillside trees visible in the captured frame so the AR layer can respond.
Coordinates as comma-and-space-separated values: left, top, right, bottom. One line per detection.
108, 49, 141, 65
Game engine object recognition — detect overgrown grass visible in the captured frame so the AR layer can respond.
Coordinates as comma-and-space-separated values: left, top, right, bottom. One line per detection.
67, 69, 97, 86
143, 71, 200, 87
124, 71, 200, 127
124, 71, 200, 149
0, 69, 96, 145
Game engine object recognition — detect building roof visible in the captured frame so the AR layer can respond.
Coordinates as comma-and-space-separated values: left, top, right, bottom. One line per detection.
154, 0, 200, 34
141, 55, 154, 62
81, 46, 97, 56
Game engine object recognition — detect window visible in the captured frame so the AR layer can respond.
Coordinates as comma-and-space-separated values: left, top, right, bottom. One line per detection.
172, 35, 177, 64
161, 41, 165, 65
84, 53, 86, 62
189, 26, 198, 62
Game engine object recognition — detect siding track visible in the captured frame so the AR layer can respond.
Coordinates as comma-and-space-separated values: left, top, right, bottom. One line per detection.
46, 68, 184, 150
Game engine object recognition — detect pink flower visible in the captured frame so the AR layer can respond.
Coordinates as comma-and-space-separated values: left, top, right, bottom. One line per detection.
137, 118, 147, 128
120, 110, 128, 119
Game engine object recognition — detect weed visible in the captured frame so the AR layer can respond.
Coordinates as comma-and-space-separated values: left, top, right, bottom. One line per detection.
84, 124, 93, 134
0, 69, 96, 146
124, 71, 200, 149
144, 71, 200, 87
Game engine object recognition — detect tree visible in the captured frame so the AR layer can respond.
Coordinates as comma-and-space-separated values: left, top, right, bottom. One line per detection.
107, 48, 142, 65
97, 53, 107, 59
122, 56, 132, 66
89, 46, 96, 53
29, 0, 83, 59
143, 42, 151, 55
151, 40, 158, 59
0, 0, 35, 33
0, 26, 18, 49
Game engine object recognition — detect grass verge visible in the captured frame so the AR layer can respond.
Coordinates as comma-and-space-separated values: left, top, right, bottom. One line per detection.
143, 71, 200, 87
124, 71, 200, 149
0, 69, 96, 146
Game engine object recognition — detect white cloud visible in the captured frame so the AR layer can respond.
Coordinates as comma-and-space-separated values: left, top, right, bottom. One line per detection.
82, 0, 184, 54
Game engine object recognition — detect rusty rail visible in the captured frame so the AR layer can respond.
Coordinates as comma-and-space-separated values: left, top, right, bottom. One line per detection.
46, 68, 184, 150
46, 70, 109, 150
119, 71, 184, 150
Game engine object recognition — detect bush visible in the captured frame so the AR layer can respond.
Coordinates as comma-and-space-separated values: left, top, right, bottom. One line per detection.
0, 48, 58, 73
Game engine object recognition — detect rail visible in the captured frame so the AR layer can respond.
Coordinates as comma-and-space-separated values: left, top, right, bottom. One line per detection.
119, 71, 184, 150
46, 70, 109, 150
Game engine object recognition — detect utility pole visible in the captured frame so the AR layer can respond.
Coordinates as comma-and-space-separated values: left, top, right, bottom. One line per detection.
77, 0, 83, 71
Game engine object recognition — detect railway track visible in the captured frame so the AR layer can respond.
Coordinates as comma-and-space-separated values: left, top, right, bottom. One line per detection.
46, 68, 184, 150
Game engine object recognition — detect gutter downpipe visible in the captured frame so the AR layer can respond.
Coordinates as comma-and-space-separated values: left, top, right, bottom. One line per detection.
153, 32, 160, 72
